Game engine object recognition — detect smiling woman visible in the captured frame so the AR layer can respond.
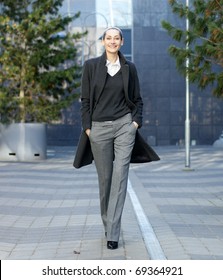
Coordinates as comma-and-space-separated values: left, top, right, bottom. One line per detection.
74, 26, 159, 250
75, 26, 142, 250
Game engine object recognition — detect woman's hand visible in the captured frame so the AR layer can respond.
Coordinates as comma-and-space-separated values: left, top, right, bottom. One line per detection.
133, 121, 139, 129
85, 129, 91, 137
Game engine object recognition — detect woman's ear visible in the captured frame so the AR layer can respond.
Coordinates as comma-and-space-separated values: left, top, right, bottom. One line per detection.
121, 38, 124, 46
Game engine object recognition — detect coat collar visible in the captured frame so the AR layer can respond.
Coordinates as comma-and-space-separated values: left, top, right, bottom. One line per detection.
99, 51, 127, 66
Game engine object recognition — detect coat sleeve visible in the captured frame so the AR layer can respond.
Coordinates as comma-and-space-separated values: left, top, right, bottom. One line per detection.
129, 63, 143, 128
80, 61, 92, 131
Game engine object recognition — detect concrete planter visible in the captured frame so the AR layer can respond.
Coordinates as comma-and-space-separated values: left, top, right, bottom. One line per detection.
0, 123, 47, 161
213, 131, 223, 148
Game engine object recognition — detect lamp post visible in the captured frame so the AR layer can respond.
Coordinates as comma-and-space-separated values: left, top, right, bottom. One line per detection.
185, 0, 191, 169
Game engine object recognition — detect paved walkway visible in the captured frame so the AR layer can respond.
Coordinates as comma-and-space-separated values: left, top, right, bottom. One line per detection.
0, 145, 222, 260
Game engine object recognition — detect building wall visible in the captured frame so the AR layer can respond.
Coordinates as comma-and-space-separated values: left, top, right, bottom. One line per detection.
132, 0, 223, 145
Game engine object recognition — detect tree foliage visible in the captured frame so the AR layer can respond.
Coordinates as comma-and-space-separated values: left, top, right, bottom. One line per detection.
0, 0, 85, 123
162, 0, 223, 97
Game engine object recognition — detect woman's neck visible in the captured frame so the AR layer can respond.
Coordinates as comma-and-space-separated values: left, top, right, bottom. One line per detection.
106, 52, 119, 63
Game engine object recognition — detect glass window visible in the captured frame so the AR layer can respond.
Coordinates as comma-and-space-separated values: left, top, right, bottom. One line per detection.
96, 0, 132, 27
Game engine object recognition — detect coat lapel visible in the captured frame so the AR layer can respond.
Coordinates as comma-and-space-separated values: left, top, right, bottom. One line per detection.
93, 53, 107, 105
121, 58, 135, 110
121, 63, 129, 100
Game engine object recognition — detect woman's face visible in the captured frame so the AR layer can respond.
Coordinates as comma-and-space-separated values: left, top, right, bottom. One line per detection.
102, 29, 123, 55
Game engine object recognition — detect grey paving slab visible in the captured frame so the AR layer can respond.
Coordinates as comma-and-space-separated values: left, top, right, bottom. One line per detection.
130, 145, 223, 260
0, 145, 223, 260
0, 147, 150, 260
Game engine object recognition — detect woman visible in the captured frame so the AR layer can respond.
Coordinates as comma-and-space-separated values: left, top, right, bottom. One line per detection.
74, 27, 159, 250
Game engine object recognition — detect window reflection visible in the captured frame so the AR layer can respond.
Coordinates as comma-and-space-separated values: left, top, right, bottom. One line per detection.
96, 0, 132, 27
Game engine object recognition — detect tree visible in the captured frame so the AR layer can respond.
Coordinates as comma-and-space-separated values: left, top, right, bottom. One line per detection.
162, 0, 223, 97
0, 0, 85, 123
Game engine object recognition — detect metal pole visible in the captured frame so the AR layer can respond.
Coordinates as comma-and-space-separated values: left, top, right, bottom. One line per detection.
185, 0, 190, 168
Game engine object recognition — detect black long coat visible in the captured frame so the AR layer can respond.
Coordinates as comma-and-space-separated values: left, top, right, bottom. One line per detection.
73, 51, 160, 168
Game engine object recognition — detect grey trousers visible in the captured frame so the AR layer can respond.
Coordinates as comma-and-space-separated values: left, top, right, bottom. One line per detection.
89, 113, 137, 242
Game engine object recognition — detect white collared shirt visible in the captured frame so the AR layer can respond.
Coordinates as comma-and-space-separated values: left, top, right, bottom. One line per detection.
106, 57, 121, 76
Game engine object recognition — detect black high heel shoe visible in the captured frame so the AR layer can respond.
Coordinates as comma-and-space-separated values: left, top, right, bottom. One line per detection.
107, 241, 118, 250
